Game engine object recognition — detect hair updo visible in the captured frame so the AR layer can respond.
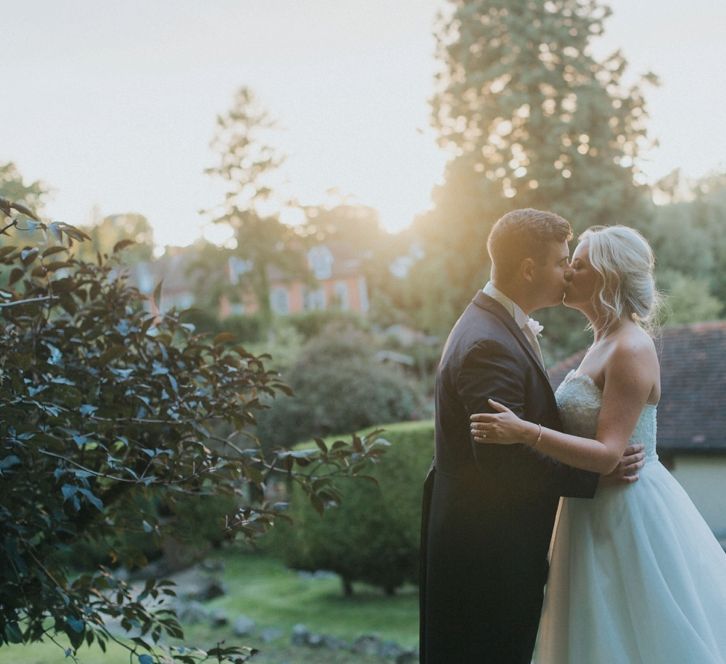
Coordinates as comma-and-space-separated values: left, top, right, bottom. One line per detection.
579, 225, 661, 334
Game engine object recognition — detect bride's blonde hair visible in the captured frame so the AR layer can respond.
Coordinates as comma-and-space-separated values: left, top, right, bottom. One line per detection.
579, 225, 662, 334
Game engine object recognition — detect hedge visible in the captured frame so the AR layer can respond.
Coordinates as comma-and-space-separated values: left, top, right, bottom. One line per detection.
271, 420, 434, 595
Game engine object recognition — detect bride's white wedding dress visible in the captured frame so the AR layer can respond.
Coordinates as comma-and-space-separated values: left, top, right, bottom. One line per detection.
534, 370, 726, 663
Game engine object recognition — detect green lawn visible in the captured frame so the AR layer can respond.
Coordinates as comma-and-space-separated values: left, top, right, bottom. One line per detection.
199, 552, 419, 644
0, 551, 420, 663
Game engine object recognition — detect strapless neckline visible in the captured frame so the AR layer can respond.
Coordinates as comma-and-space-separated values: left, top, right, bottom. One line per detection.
562, 370, 658, 409
556, 369, 658, 460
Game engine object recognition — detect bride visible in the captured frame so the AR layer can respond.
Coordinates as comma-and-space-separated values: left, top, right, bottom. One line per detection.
470, 225, 726, 663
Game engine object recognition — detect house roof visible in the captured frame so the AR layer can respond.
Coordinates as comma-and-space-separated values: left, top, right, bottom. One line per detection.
549, 321, 726, 453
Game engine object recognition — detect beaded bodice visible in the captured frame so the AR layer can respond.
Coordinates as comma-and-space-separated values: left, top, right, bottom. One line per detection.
555, 370, 658, 462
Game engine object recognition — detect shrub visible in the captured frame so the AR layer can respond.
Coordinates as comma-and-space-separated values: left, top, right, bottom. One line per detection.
286, 309, 368, 340
255, 325, 422, 450
221, 313, 268, 343
0, 200, 388, 663
179, 310, 268, 344
272, 420, 434, 595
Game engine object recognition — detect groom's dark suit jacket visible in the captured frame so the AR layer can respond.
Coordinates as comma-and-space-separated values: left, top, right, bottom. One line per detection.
419, 292, 598, 664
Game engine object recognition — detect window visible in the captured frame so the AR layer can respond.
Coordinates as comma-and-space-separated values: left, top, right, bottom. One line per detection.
307, 246, 334, 280
333, 281, 349, 310
270, 287, 290, 314
304, 287, 326, 311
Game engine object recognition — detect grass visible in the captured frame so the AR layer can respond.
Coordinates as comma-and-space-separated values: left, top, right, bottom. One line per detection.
0, 551, 420, 663
199, 552, 419, 645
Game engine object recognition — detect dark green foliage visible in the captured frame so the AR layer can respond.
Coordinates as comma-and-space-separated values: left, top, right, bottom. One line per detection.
649, 170, 726, 321
221, 313, 268, 344
255, 325, 422, 450
286, 309, 368, 341
181, 309, 269, 344
0, 202, 388, 663
274, 421, 434, 595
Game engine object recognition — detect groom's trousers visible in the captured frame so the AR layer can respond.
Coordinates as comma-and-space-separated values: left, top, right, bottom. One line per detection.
419, 465, 554, 664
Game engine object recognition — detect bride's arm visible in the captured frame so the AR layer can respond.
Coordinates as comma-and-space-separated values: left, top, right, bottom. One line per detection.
470, 341, 657, 475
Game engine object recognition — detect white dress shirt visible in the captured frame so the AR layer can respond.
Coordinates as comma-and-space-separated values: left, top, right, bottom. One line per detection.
482, 281, 545, 366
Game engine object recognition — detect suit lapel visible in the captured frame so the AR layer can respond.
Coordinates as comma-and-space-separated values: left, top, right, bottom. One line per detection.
471, 291, 550, 381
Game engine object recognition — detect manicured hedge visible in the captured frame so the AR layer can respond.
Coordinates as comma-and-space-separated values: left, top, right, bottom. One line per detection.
272, 420, 434, 595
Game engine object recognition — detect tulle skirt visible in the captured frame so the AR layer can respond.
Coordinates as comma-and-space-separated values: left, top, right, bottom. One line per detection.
534, 459, 726, 664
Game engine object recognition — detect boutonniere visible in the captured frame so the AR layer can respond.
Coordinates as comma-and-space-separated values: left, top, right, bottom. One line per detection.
526, 317, 544, 337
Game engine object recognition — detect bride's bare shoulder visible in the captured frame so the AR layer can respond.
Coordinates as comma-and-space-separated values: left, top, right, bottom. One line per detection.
609, 325, 659, 370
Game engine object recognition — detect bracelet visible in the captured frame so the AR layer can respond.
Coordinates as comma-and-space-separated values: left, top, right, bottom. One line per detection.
532, 424, 543, 449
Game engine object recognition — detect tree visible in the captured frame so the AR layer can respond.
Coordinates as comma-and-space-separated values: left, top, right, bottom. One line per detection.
648, 169, 726, 318
0, 162, 49, 212
276, 421, 434, 597
658, 270, 723, 326
75, 212, 155, 264
412, 0, 655, 341
0, 162, 51, 247
0, 199, 387, 663
205, 87, 307, 321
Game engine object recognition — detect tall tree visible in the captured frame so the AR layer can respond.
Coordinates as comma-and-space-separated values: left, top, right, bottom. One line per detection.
0, 162, 48, 212
415, 0, 656, 342
205, 87, 306, 321
75, 212, 155, 264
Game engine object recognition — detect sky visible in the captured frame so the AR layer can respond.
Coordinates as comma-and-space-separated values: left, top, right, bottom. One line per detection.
2, 0, 725, 248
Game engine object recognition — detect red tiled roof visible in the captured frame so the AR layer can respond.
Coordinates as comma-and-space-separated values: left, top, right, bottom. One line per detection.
549, 322, 726, 453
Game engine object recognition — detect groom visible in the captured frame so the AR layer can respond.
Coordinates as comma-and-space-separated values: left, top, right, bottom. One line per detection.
419, 209, 644, 663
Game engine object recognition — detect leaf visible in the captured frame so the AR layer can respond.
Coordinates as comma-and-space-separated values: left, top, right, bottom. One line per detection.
4, 622, 22, 643
17, 217, 39, 232
309, 492, 324, 516
113, 239, 136, 253
0, 245, 17, 259
78, 488, 104, 511
67, 617, 85, 633
44, 261, 74, 272
72, 434, 89, 447
56, 222, 90, 242
152, 279, 163, 306
138, 655, 154, 664
20, 247, 39, 265
99, 345, 126, 364
8, 267, 24, 286
42, 245, 68, 258
213, 332, 236, 345
47, 222, 63, 244
66, 618, 85, 649
0, 455, 21, 471
140, 316, 155, 336
61, 484, 78, 501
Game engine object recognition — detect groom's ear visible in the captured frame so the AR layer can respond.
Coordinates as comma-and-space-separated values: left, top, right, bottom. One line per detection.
520, 257, 536, 283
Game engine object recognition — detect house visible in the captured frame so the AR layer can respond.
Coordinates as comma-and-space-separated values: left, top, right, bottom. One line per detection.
549, 321, 726, 547
227, 243, 369, 317
126, 246, 196, 315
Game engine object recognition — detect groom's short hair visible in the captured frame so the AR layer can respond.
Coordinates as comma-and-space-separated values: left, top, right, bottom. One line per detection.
487, 208, 573, 281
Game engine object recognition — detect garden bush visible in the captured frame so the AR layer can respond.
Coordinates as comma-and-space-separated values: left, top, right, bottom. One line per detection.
286, 309, 368, 340
0, 199, 388, 663
255, 325, 423, 451
272, 420, 434, 595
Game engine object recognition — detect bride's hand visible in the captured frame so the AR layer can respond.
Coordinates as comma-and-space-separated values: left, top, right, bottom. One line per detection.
470, 399, 531, 445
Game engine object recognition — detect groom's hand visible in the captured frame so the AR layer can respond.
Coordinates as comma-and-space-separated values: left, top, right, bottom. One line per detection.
599, 445, 646, 487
